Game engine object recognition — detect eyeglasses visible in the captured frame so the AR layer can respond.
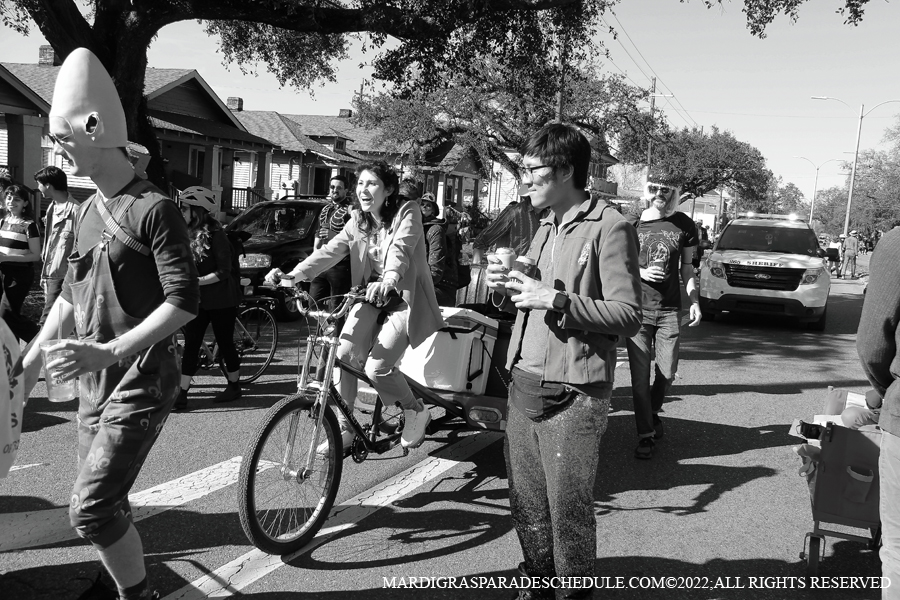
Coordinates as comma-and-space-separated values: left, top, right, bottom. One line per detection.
519, 164, 553, 180
48, 132, 71, 147
648, 184, 674, 195
48, 116, 74, 147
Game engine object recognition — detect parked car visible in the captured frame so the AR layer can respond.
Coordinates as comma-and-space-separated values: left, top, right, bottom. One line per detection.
226, 197, 326, 320
699, 216, 831, 330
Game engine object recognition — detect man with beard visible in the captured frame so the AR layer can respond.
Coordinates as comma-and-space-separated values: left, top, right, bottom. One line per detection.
626, 168, 701, 459
310, 174, 354, 379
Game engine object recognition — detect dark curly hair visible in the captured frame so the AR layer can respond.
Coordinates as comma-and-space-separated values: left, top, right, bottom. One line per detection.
3, 185, 35, 220
185, 205, 222, 263
354, 161, 401, 235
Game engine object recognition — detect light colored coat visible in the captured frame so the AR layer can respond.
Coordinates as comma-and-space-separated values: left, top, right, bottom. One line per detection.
296, 200, 443, 348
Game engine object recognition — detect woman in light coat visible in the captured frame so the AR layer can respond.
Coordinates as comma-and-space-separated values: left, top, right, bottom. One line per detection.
267, 162, 442, 452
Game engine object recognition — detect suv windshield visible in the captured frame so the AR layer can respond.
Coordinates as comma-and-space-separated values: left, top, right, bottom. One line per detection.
230, 204, 320, 239
717, 225, 819, 256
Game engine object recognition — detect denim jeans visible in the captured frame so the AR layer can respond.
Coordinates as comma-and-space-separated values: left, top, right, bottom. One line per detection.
626, 309, 680, 438
505, 386, 611, 599
880, 431, 900, 599
310, 263, 352, 380
336, 302, 420, 429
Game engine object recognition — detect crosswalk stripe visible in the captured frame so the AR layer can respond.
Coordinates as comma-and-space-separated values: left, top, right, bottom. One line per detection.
163, 431, 504, 600
0, 456, 244, 552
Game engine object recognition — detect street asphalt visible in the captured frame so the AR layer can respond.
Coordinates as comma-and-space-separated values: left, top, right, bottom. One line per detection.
1, 252, 886, 599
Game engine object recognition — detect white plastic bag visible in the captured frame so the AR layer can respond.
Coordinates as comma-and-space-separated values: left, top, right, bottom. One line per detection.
0, 319, 24, 478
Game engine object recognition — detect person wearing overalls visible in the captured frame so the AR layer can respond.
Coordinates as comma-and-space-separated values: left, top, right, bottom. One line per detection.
22, 49, 199, 600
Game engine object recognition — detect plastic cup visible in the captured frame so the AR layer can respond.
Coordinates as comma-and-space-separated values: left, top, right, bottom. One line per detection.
40, 341, 77, 402
650, 258, 667, 270
513, 256, 537, 280
496, 247, 517, 270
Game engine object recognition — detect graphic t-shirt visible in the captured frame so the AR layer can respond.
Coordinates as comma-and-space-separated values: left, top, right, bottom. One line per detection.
633, 212, 698, 310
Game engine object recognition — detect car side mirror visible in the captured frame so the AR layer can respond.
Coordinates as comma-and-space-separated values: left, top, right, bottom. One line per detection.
816, 248, 826, 258
699, 240, 712, 250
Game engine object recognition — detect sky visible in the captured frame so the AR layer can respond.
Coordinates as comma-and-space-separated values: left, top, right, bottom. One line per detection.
1, 0, 898, 202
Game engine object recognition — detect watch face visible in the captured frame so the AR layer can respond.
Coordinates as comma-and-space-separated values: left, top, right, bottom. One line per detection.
553, 291, 567, 310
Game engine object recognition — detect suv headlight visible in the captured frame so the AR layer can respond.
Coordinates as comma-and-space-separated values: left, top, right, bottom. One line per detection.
707, 259, 726, 279
800, 268, 824, 285
238, 253, 272, 269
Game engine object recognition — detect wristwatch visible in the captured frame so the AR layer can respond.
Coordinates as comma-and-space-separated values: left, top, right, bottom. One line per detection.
551, 291, 570, 313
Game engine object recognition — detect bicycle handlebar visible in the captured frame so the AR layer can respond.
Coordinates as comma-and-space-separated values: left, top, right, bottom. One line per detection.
281, 279, 396, 322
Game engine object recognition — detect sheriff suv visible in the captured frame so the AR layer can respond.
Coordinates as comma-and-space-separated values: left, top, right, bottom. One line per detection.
699, 216, 830, 330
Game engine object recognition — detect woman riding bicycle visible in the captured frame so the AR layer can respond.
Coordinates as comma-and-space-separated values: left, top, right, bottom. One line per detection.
266, 161, 442, 451
175, 186, 242, 410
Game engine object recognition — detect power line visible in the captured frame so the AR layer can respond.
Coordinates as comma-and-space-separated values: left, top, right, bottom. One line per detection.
607, 10, 700, 128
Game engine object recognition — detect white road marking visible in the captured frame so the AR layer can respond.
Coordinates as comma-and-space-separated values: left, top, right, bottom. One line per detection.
163, 431, 504, 600
7, 462, 46, 472
0, 457, 244, 552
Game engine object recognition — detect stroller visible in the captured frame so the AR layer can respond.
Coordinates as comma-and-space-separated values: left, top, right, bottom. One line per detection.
795, 390, 881, 577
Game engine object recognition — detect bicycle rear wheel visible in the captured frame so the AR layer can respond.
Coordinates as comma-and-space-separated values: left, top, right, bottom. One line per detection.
238, 393, 342, 555
234, 306, 278, 383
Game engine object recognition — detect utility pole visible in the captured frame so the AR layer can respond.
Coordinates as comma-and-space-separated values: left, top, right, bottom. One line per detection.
646, 76, 656, 180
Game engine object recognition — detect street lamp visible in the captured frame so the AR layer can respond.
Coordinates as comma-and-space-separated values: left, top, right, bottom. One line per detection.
793, 156, 840, 224
811, 96, 900, 235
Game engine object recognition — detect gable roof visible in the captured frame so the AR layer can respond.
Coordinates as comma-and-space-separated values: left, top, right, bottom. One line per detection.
280, 113, 392, 153
0, 64, 246, 131
236, 110, 367, 164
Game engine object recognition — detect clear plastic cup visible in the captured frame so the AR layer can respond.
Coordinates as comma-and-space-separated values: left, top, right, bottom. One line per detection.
495, 247, 517, 270
40, 341, 77, 402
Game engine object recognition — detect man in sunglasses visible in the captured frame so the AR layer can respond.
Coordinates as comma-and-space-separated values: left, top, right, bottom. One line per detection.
626, 168, 701, 459
309, 174, 353, 379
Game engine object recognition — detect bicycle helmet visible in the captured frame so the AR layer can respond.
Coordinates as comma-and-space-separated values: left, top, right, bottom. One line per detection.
178, 186, 218, 212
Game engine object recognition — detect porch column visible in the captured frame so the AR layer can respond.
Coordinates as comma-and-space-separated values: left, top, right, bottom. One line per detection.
254, 150, 273, 200
5, 114, 43, 187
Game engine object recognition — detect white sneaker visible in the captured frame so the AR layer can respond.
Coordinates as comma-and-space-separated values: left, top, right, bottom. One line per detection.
401, 407, 431, 448
316, 428, 355, 458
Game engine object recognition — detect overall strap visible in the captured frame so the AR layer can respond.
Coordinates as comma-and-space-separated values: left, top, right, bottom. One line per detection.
94, 180, 151, 256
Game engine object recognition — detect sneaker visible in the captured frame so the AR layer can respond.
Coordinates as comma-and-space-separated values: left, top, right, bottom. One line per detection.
653, 415, 665, 440
635, 437, 655, 459
401, 407, 431, 448
212, 381, 242, 404
172, 388, 189, 411
316, 428, 355, 458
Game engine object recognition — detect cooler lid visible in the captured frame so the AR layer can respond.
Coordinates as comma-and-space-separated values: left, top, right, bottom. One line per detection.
440, 307, 499, 332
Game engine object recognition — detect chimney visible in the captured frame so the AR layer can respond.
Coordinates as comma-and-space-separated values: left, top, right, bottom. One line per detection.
338, 109, 352, 118
39, 45, 61, 67
227, 97, 244, 112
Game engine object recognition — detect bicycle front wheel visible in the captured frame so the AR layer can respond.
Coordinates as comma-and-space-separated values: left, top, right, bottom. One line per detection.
238, 394, 343, 555
234, 306, 278, 383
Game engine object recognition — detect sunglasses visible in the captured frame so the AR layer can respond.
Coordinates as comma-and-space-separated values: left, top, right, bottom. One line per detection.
48, 116, 74, 147
648, 184, 674, 195
329, 185, 343, 190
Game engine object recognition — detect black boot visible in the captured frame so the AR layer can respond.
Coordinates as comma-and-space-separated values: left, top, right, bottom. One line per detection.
213, 381, 242, 403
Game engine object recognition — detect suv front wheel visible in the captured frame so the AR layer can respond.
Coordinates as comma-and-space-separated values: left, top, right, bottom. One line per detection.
804, 307, 827, 332
273, 288, 302, 322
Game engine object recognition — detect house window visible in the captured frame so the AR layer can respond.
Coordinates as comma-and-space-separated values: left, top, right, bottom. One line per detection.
334, 139, 346, 151
189, 146, 206, 181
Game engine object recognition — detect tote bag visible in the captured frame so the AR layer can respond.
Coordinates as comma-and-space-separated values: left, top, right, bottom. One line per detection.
0, 319, 24, 478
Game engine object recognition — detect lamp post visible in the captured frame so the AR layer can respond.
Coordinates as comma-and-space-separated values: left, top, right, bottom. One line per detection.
811, 97, 900, 235
793, 156, 840, 224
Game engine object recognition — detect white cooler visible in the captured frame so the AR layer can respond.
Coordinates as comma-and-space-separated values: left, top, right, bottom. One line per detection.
399, 307, 499, 395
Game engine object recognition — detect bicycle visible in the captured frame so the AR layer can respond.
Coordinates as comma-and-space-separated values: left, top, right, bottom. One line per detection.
177, 296, 279, 384
237, 282, 511, 554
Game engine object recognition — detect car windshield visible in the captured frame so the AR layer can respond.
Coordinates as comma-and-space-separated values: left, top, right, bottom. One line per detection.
230, 204, 319, 239
717, 225, 819, 256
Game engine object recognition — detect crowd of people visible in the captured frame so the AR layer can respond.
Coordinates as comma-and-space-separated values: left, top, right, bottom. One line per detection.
6, 46, 900, 600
